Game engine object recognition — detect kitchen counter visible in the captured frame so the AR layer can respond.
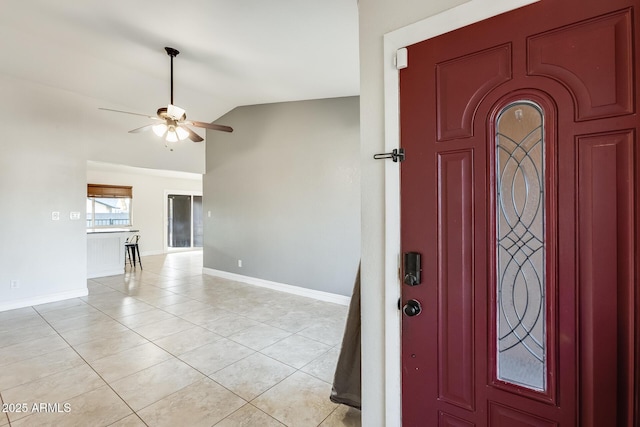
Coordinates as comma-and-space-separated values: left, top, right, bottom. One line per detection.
87, 228, 139, 234
87, 229, 139, 278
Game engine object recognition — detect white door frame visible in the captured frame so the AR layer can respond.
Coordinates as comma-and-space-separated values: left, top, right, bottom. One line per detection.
380, 1, 540, 424
164, 189, 203, 253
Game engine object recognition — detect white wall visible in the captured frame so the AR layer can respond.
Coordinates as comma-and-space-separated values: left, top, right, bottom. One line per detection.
357, 0, 537, 425
0, 76, 89, 311
87, 163, 202, 256
0, 71, 207, 312
87, 107, 207, 175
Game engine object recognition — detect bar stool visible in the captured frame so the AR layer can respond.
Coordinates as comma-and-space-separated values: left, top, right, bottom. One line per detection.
125, 234, 143, 269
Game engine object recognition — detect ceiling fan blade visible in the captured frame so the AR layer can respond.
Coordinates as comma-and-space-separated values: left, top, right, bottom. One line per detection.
184, 120, 233, 133
178, 124, 204, 142
99, 108, 162, 121
128, 124, 155, 134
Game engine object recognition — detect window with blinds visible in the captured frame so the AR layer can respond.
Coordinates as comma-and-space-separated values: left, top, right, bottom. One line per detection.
87, 184, 133, 228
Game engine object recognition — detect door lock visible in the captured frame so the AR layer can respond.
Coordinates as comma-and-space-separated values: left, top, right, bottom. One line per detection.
403, 252, 422, 286
403, 299, 422, 317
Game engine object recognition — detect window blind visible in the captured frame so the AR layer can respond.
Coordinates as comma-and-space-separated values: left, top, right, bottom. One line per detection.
87, 184, 133, 198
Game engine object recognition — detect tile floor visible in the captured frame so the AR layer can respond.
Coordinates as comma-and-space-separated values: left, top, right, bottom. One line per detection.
0, 252, 361, 427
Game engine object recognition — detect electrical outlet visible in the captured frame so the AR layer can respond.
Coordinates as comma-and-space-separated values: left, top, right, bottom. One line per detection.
10, 280, 19, 289
51, 211, 60, 221
238, 259, 242, 268
70, 211, 81, 220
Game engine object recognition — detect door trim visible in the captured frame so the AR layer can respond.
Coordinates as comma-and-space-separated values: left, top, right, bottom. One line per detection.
381, 1, 540, 424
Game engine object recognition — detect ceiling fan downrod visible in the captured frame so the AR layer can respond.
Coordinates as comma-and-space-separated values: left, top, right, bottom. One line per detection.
164, 47, 179, 105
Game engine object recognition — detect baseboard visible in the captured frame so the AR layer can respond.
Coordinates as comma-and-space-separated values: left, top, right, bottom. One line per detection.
140, 249, 165, 257
0, 288, 89, 313
140, 249, 202, 257
88, 268, 124, 279
202, 268, 350, 306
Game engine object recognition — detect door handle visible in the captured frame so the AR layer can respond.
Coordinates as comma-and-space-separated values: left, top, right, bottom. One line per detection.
403, 252, 422, 286
403, 299, 422, 317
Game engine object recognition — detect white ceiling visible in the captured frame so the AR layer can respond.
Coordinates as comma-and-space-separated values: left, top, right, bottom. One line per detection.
0, 0, 360, 125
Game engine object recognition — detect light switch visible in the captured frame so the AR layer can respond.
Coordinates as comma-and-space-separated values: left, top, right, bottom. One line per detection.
70, 212, 81, 220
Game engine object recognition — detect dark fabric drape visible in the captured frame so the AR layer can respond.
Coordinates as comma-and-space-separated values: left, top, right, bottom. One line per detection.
330, 264, 361, 409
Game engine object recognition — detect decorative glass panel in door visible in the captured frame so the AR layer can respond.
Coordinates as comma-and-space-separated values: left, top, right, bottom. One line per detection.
495, 101, 546, 391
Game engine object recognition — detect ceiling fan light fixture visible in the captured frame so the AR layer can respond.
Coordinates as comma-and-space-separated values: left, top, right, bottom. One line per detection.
175, 126, 189, 141
152, 123, 168, 137
166, 129, 179, 143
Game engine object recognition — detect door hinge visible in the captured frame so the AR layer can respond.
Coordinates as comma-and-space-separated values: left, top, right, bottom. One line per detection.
373, 148, 405, 162
395, 47, 408, 70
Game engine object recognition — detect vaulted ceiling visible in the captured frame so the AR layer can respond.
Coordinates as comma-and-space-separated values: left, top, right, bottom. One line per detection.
0, 0, 360, 128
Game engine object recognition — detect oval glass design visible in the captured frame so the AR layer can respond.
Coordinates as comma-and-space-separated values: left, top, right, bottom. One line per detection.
495, 101, 546, 391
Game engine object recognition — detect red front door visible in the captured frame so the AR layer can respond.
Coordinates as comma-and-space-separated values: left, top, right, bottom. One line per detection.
399, 0, 639, 425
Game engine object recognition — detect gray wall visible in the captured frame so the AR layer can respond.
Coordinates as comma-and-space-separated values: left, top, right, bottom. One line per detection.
203, 96, 360, 297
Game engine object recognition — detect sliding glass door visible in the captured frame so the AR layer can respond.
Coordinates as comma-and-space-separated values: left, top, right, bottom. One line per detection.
167, 194, 203, 249
193, 195, 203, 247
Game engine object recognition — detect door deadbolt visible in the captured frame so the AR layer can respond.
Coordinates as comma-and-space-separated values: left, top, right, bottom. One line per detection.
403, 252, 422, 286
403, 299, 422, 317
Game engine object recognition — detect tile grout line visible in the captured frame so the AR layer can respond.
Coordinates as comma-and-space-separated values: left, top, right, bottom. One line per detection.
24, 309, 150, 426
4, 253, 354, 427
82, 266, 263, 423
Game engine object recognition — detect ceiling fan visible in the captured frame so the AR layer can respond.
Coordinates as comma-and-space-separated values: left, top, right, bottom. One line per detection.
99, 47, 232, 146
